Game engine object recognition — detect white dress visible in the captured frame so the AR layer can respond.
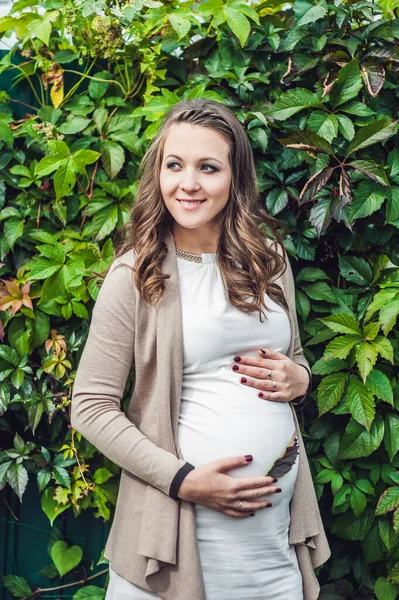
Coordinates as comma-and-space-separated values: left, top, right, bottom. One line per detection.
106, 252, 303, 600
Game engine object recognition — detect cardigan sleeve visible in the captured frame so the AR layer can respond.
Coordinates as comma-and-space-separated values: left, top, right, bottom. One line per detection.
71, 258, 188, 497
281, 254, 312, 406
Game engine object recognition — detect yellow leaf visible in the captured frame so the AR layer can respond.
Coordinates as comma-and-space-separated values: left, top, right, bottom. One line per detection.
51, 80, 64, 108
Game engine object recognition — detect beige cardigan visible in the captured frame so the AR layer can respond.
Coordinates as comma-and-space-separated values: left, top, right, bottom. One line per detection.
71, 233, 330, 600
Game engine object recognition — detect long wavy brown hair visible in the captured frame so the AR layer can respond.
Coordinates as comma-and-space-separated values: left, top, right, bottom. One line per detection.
116, 98, 288, 319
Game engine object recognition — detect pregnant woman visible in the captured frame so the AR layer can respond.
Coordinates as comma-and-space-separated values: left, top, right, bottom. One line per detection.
71, 98, 330, 600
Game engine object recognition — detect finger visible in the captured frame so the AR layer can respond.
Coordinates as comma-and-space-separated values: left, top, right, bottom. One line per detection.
228, 500, 273, 512
257, 391, 288, 402
214, 454, 255, 472
230, 475, 278, 490
232, 364, 276, 381
239, 376, 283, 393
223, 508, 255, 518
259, 348, 287, 360
236, 486, 280, 500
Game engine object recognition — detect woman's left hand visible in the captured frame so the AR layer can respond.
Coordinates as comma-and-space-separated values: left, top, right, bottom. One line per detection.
232, 348, 310, 403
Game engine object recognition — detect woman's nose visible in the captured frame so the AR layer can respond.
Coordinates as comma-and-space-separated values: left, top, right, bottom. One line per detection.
179, 168, 201, 192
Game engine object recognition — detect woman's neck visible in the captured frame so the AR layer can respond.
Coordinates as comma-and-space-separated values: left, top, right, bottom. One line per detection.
172, 226, 219, 254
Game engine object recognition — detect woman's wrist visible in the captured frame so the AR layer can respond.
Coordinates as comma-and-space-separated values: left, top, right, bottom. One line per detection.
169, 462, 195, 500
291, 365, 312, 406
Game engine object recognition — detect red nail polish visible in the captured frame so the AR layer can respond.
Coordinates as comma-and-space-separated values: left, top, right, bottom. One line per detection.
234, 356, 241, 362
258, 392, 264, 398
267, 503, 272, 507
245, 455, 253, 462
272, 478, 278, 483
232, 365, 239, 371
240, 377, 247, 384
250, 513, 255, 516
260, 349, 266, 355
276, 489, 282, 493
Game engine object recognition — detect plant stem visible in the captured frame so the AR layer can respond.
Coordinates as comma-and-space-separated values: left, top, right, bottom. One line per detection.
62, 69, 126, 96
27, 567, 108, 598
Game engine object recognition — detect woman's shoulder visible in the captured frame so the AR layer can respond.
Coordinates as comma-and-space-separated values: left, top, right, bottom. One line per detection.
113, 248, 136, 269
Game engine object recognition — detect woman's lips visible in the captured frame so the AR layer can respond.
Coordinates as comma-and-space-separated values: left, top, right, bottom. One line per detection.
177, 199, 206, 210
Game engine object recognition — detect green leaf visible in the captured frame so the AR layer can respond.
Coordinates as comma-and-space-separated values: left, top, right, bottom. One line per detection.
350, 486, 367, 517
294, 0, 327, 26
51, 540, 83, 577
317, 372, 347, 416
332, 511, 375, 540
339, 416, 384, 459
37, 469, 51, 492
323, 335, 360, 361
54, 162, 76, 200
0, 345, 19, 366
339, 100, 376, 117
58, 117, 91, 135
355, 341, 378, 382
363, 322, 380, 341
376, 486, 399, 515
7, 462, 28, 502
101, 141, 125, 180
88, 71, 111, 100
348, 160, 389, 186
346, 376, 375, 430
295, 289, 310, 321
4, 218, 24, 250
30, 258, 62, 280
91, 205, 119, 242
384, 413, 399, 461
303, 281, 337, 303
297, 268, 329, 282
28, 402, 44, 435
312, 358, 346, 375
169, 13, 191, 41
26, 18, 52, 45
3, 575, 32, 598
336, 114, 355, 141
371, 336, 394, 363
386, 186, 399, 223
350, 182, 388, 222
224, 7, 250, 47
266, 188, 288, 215
37, 155, 67, 177
269, 88, 321, 121
375, 577, 397, 600
73, 585, 106, 599
72, 150, 100, 171
330, 59, 364, 108
278, 130, 334, 155
319, 313, 362, 335
366, 369, 393, 406
41, 487, 71, 526
378, 298, 399, 335
346, 118, 397, 156
308, 112, 338, 143
0, 383, 10, 416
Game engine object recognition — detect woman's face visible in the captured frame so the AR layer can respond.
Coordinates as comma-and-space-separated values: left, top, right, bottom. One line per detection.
160, 123, 232, 239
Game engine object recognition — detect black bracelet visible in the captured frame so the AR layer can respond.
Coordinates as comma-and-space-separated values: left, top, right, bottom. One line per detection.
169, 462, 195, 500
291, 366, 312, 406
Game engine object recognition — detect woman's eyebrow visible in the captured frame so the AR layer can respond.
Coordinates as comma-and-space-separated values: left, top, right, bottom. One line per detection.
164, 154, 223, 165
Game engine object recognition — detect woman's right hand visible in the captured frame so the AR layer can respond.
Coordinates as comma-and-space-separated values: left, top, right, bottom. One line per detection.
177, 455, 281, 518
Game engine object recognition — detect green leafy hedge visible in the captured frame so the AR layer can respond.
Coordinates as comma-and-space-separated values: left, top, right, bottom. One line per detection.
1, 0, 399, 598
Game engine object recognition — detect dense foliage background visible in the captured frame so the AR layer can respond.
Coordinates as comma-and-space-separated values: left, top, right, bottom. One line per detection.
1, 0, 399, 598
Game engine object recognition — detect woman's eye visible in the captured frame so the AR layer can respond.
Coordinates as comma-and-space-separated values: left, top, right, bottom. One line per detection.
165, 162, 218, 172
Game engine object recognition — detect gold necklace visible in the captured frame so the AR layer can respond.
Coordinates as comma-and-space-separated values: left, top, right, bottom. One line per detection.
176, 248, 203, 263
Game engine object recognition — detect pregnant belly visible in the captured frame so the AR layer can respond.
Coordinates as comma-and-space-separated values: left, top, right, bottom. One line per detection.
177, 389, 297, 480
